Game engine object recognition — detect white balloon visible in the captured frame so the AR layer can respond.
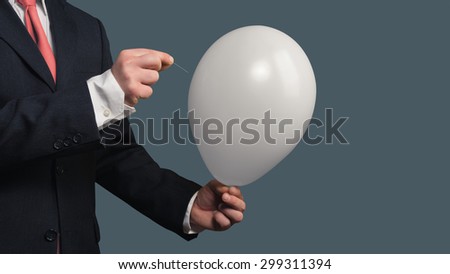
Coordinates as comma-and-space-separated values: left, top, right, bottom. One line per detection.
188, 26, 316, 186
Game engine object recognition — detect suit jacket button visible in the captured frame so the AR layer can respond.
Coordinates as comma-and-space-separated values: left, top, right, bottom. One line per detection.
63, 138, 72, 147
44, 229, 58, 242
56, 166, 65, 176
53, 140, 64, 150
72, 133, 82, 144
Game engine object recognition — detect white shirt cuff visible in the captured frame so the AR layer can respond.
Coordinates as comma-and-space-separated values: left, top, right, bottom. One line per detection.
183, 191, 200, 234
86, 69, 136, 130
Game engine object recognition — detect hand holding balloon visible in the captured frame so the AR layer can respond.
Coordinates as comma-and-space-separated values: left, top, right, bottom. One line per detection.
190, 180, 245, 232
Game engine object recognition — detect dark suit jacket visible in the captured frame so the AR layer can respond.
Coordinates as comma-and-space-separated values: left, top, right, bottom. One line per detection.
0, 0, 200, 253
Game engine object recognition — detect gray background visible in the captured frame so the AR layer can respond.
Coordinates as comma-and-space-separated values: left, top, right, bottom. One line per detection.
69, 0, 449, 253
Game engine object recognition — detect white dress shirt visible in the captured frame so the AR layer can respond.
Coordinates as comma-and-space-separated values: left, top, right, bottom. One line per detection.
9, 0, 197, 234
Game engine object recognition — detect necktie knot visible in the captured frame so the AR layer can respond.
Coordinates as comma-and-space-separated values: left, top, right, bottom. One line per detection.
17, 0, 37, 8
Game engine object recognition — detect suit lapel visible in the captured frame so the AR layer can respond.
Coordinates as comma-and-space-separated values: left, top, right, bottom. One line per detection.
0, 0, 55, 91
46, 0, 77, 91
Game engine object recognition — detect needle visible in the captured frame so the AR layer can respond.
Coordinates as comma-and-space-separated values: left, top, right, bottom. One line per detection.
173, 62, 189, 74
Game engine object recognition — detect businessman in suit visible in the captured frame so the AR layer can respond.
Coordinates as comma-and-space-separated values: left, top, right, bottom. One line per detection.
0, 0, 245, 253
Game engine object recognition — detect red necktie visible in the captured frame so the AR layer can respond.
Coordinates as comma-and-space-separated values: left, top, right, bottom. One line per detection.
17, 0, 57, 82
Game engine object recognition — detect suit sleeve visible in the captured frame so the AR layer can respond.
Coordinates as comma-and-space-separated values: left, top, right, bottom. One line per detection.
96, 119, 201, 240
0, 73, 101, 169
94, 20, 202, 240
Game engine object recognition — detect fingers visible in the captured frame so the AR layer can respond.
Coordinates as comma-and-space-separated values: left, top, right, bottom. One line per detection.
125, 49, 174, 71
129, 69, 158, 102
214, 203, 244, 230
160, 56, 174, 71
200, 180, 246, 231
218, 203, 244, 223
208, 180, 231, 196
208, 180, 244, 199
112, 48, 174, 107
134, 54, 162, 71
135, 69, 159, 86
125, 95, 138, 107
208, 179, 246, 210
222, 192, 246, 212
213, 211, 231, 231
125, 85, 153, 106
229, 186, 244, 200
216, 191, 246, 229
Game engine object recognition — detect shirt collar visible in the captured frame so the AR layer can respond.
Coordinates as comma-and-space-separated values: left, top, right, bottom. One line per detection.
11, 0, 49, 16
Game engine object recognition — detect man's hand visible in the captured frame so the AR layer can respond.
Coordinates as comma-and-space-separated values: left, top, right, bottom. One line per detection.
111, 49, 174, 107
190, 180, 246, 232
